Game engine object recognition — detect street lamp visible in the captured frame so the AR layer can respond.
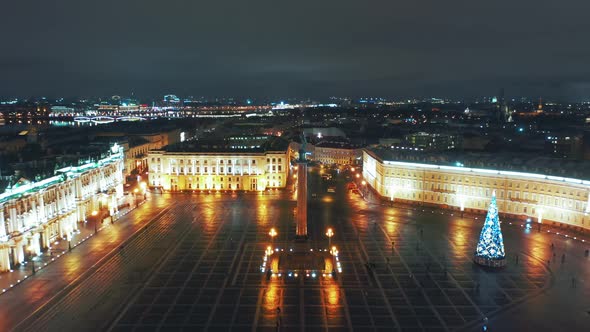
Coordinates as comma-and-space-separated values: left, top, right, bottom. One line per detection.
269, 228, 277, 245
326, 228, 334, 247
330, 246, 338, 256
265, 246, 273, 257
361, 180, 367, 195
537, 208, 544, 232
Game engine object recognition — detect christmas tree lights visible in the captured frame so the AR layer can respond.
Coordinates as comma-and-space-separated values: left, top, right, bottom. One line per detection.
474, 191, 506, 267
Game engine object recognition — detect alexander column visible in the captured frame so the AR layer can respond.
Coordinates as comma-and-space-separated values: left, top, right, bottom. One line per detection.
295, 133, 308, 240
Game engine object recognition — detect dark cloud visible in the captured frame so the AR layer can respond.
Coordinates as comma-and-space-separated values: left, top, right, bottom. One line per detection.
1, 0, 589, 100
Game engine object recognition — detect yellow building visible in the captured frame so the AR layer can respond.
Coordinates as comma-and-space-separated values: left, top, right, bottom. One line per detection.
363, 149, 590, 230
148, 136, 290, 191
314, 141, 360, 165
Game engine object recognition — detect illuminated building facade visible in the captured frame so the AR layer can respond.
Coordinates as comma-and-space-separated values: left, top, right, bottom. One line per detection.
148, 136, 290, 192
0, 145, 124, 272
363, 149, 590, 230
314, 141, 359, 165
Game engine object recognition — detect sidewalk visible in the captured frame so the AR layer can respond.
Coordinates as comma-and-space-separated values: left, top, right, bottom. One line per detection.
0, 195, 174, 331
0, 197, 146, 295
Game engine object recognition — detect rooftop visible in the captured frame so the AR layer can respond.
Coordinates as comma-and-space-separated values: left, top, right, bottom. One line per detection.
157, 136, 289, 154
367, 147, 590, 181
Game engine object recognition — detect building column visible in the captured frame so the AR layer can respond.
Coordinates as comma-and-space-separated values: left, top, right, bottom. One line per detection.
113, 193, 118, 213
0, 205, 6, 239
9, 206, 18, 233
15, 239, 25, 264
70, 213, 79, 232
41, 225, 51, 249
58, 217, 65, 239
39, 194, 46, 223
32, 232, 41, 255
0, 244, 11, 272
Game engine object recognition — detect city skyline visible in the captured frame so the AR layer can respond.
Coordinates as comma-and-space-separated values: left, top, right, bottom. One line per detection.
1, 2, 590, 331
2, 1, 590, 100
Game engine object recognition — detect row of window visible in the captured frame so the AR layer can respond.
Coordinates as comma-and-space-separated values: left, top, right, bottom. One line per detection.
151, 157, 283, 165
382, 179, 587, 211
153, 165, 285, 174
381, 168, 587, 198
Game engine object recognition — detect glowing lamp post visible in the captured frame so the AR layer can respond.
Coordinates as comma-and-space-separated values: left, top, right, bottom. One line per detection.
265, 246, 273, 257
326, 228, 334, 247
361, 180, 367, 195
330, 246, 338, 256
269, 228, 277, 245
350, 167, 355, 172
537, 208, 544, 232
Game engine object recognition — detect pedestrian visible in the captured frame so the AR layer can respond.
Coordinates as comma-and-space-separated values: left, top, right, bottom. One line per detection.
571, 277, 576, 288
561, 253, 566, 263
515, 255, 519, 265
420, 228, 423, 237
550, 242, 554, 250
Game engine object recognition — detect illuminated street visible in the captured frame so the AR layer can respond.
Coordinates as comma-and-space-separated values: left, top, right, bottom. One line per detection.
2, 168, 589, 331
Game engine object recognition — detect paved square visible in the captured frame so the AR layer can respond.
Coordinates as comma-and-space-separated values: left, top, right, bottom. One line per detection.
9, 169, 590, 332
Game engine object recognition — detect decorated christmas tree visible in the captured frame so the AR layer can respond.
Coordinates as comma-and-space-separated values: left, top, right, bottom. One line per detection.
474, 191, 506, 267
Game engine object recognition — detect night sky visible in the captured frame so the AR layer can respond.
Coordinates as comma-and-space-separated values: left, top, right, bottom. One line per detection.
1, 1, 590, 100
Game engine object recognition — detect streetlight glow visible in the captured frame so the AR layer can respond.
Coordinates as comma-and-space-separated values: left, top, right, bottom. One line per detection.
326, 227, 334, 247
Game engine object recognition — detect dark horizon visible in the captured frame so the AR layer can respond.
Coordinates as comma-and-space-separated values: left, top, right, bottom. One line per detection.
2, 1, 590, 101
